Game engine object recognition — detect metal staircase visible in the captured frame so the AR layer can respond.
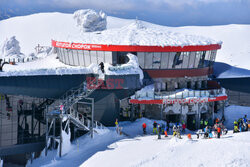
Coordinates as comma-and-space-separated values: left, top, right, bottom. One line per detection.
48, 77, 105, 131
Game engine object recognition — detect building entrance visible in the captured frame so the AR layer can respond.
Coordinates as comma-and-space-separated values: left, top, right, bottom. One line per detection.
187, 114, 196, 130
166, 114, 180, 123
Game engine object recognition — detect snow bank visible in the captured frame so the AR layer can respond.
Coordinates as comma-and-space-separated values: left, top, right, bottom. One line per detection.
105, 53, 144, 81
73, 9, 107, 32
132, 86, 226, 100
213, 62, 250, 78
0, 36, 23, 59
60, 129, 71, 156
224, 105, 250, 129
0, 54, 97, 77
28, 128, 124, 167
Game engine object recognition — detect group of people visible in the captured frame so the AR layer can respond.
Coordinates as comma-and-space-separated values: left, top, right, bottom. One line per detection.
197, 118, 228, 139
233, 115, 249, 133
142, 121, 186, 139
141, 117, 235, 140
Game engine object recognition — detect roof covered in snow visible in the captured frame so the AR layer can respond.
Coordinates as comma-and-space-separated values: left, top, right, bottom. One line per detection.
53, 9, 221, 47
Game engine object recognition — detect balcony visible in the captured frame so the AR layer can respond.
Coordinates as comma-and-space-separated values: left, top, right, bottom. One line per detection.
130, 85, 227, 104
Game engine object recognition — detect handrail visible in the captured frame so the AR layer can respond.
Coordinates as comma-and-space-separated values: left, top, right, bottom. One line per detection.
47, 76, 106, 131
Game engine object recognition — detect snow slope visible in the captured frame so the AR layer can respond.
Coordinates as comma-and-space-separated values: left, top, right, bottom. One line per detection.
164, 24, 250, 70
214, 62, 250, 78
28, 105, 250, 167
0, 11, 250, 72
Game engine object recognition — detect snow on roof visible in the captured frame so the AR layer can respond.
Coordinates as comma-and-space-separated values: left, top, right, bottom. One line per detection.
54, 10, 221, 47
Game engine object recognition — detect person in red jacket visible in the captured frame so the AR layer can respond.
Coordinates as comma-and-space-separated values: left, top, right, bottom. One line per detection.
142, 123, 147, 134
217, 126, 221, 138
182, 123, 186, 133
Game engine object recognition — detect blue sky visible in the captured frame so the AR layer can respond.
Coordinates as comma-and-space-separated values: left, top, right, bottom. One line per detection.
1, 0, 250, 26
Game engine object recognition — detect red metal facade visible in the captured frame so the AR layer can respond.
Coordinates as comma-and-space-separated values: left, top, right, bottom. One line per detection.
52, 40, 221, 52
144, 67, 213, 78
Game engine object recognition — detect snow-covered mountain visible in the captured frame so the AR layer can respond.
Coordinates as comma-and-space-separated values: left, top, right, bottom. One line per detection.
0, 11, 250, 70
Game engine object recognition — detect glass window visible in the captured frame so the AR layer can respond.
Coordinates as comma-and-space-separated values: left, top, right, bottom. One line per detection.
72, 50, 79, 65
68, 49, 74, 65
194, 51, 201, 68
160, 52, 169, 69
204, 51, 211, 67
63, 49, 68, 64
210, 50, 217, 66
57, 48, 61, 60
173, 52, 182, 69
90, 51, 98, 64
97, 51, 105, 64
188, 52, 196, 68
60, 48, 65, 63
57, 48, 61, 61
181, 52, 189, 68
144, 52, 153, 69
152, 52, 161, 69
78, 50, 85, 66
84, 50, 91, 66
198, 51, 206, 68
104, 51, 112, 64
161, 82, 166, 91
137, 52, 145, 68
168, 52, 175, 69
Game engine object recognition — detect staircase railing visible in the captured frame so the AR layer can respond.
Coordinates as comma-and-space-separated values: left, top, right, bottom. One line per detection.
49, 77, 105, 131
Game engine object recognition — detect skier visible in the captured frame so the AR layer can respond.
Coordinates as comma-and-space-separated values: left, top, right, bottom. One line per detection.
243, 115, 248, 131
204, 126, 209, 139
182, 122, 186, 133
157, 124, 162, 139
173, 125, 177, 137
204, 120, 208, 127
214, 123, 218, 138
176, 125, 182, 139
164, 125, 168, 137
115, 119, 119, 134
153, 121, 158, 134
142, 123, 147, 134
217, 126, 221, 138
243, 115, 248, 123
99, 62, 105, 73
234, 125, 239, 133
208, 126, 213, 138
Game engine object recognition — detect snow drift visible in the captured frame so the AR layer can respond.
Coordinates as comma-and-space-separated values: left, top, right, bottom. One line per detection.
73, 9, 107, 32
0, 36, 23, 59
105, 53, 144, 81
